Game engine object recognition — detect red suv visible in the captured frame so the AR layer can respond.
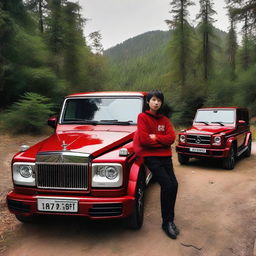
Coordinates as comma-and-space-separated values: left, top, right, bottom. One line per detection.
7, 92, 151, 229
176, 107, 252, 169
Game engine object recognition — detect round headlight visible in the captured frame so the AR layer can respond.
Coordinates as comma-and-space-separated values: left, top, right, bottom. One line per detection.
96, 166, 106, 177
180, 135, 186, 143
214, 136, 221, 144
19, 165, 33, 178
105, 166, 118, 180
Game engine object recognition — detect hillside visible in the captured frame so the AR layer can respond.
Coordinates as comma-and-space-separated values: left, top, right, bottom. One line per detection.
104, 28, 228, 91
104, 30, 171, 63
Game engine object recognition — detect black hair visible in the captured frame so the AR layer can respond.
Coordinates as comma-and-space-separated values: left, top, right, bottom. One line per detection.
146, 89, 164, 104
143, 89, 164, 114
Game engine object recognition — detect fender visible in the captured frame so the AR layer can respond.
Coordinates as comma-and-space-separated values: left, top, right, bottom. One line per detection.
244, 132, 252, 146
127, 157, 144, 197
225, 137, 236, 149
223, 137, 236, 158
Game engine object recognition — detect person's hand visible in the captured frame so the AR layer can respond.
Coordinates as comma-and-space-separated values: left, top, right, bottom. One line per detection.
149, 134, 157, 141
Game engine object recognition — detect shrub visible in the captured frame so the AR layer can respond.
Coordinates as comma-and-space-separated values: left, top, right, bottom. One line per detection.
1, 92, 54, 134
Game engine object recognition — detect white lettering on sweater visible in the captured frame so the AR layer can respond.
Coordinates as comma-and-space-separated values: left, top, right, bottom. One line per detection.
158, 125, 165, 132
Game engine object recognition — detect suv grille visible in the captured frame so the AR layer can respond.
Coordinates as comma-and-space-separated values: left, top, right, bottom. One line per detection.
187, 135, 211, 145
36, 164, 88, 190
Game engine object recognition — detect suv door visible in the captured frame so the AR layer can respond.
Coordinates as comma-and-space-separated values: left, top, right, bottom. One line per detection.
236, 109, 248, 148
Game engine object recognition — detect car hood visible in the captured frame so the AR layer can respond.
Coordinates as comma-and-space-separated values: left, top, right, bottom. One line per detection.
15, 125, 137, 161
186, 125, 235, 135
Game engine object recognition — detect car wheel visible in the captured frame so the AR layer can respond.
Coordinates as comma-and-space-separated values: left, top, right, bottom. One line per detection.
127, 171, 145, 229
223, 145, 236, 170
15, 214, 36, 223
178, 153, 190, 165
244, 139, 252, 157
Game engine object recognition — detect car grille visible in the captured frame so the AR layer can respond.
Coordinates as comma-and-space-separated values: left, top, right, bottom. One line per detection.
187, 135, 211, 145
36, 164, 88, 190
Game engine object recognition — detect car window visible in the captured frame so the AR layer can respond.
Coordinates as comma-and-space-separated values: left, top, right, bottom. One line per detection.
194, 109, 235, 124
62, 97, 143, 124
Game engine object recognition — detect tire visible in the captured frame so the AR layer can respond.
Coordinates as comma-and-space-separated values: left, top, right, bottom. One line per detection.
178, 153, 189, 165
244, 139, 252, 157
223, 145, 236, 170
15, 214, 36, 223
127, 171, 145, 229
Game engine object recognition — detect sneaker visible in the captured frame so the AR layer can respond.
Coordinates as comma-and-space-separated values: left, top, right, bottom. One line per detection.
162, 222, 177, 239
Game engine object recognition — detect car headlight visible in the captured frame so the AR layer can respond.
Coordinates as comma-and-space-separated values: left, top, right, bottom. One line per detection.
179, 135, 186, 143
13, 162, 35, 186
213, 136, 222, 146
92, 163, 123, 187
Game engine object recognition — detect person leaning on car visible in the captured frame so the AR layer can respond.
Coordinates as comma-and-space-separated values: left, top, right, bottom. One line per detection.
133, 89, 179, 239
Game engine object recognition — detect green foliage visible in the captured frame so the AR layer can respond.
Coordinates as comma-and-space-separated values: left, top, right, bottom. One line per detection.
166, 0, 195, 87
0, 0, 108, 118
1, 92, 54, 134
233, 65, 256, 116
196, 0, 218, 80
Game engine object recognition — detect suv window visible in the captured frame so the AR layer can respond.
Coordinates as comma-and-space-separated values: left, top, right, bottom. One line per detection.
194, 109, 235, 124
61, 97, 143, 124
237, 109, 249, 124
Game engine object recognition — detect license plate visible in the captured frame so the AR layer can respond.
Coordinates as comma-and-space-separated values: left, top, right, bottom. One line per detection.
189, 147, 207, 153
37, 198, 78, 213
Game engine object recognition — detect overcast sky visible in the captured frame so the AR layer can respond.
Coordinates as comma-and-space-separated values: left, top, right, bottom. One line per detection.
74, 0, 230, 50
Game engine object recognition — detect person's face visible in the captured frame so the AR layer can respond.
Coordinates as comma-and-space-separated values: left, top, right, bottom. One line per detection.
148, 96, 162, 112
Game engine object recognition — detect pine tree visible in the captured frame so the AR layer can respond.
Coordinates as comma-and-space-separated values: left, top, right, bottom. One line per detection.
62, 2, 85, 89
24, 0, 48, 33
89, 31, 104, 54
196, 0, 217, 80
165, 0, 195, 87
226, 15, 237, 80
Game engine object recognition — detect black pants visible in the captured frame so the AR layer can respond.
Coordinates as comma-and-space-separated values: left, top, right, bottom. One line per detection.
144, 156, 178, 224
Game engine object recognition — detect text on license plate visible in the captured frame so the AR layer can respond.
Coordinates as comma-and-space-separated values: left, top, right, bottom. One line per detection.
37, 198, 78, 212
189, 147, 207, 153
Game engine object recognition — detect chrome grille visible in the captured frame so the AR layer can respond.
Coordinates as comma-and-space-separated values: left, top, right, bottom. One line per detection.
187, 135, 211, 145
36, 164, 88, 190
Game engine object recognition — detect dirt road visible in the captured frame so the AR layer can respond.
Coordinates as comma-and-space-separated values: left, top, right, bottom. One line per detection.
0, 134, 255, 256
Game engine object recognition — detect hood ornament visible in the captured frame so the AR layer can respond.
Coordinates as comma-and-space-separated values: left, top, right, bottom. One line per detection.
62, 140, 68, 151
196, 136, 202, 144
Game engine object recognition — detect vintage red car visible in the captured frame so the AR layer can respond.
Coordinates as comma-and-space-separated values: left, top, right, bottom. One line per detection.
176, 107, 252, 169
7, 92, 152, 229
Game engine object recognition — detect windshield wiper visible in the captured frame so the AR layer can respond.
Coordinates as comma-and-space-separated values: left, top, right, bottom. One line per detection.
63, 120, 99, 125
99, 120, 133, 125
211, 121, 224, 126
195, 121, 209, 125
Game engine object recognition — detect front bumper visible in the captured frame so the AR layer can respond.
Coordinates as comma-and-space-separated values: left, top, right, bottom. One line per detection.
176, 145, 230, 158
7, 191, 135, 219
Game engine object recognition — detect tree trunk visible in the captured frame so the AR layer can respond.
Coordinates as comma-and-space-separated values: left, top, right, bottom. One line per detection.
39, 0, 44, 33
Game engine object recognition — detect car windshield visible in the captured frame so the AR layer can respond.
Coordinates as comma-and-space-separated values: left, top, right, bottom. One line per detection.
194, 109, 235, 124
61, 97, 143, 125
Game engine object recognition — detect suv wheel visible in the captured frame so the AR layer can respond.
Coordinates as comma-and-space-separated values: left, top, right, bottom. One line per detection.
127, 171, 145, 229
244, 139, 252, 157
178, 154, 190, 165
223, 145, 236, 170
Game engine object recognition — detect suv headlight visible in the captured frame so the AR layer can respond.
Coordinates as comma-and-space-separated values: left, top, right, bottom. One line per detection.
212, 136, 222, 146
92, 163, 123, 187
13, 162, 35, 186
179, 134, 186, 143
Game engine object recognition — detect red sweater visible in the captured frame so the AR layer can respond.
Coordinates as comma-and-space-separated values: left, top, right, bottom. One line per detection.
133, 111, 176, 157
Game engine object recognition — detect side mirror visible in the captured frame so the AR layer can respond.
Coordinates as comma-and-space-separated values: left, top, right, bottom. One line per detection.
48, 116, 58, 128
238, 120, 246, 125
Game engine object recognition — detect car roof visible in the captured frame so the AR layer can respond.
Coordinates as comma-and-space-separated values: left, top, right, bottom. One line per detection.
66, 91, 147, 98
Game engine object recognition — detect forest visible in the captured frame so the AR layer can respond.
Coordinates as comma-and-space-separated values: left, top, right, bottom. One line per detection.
0, 0, 256, 133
